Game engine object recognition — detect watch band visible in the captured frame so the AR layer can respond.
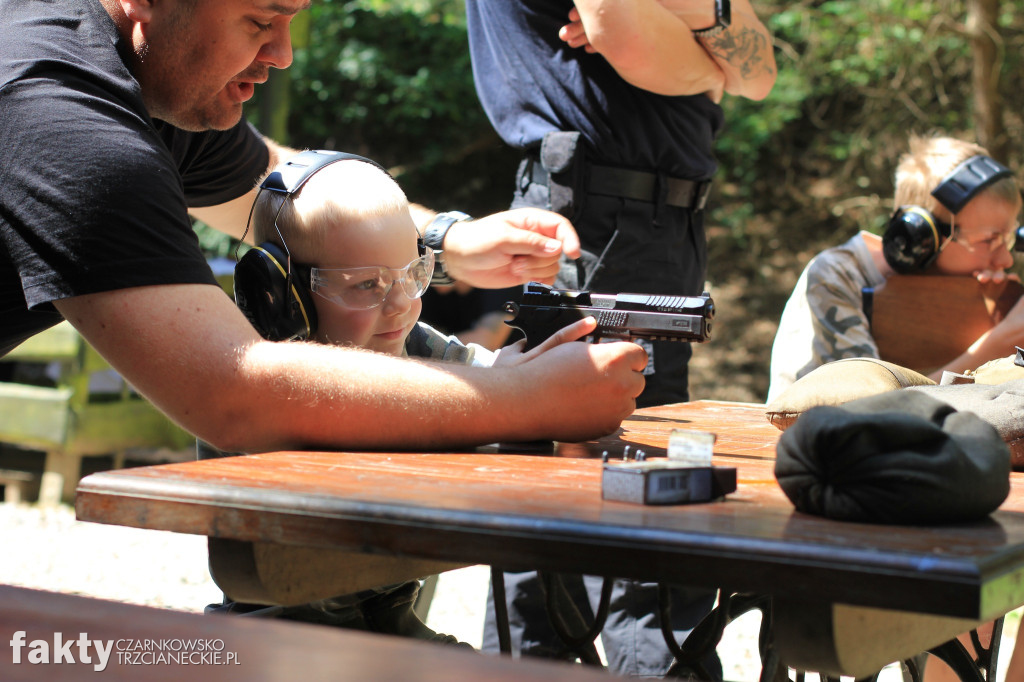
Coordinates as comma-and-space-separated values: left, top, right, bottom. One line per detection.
422, 211, 471, 286
693, 0, 731, 37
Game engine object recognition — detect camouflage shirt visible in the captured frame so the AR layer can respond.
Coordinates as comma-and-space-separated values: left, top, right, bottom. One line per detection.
768, 232, 888, 401
403, 322, 496, 367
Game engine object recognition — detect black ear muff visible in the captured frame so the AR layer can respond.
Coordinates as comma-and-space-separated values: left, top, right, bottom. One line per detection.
234, 242, 317, 341
882, 206, 952, 274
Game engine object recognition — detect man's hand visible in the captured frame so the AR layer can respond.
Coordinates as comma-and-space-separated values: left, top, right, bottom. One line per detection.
492, 316, 647, 440
518, 335, 648, 441
442, 208, 582, 289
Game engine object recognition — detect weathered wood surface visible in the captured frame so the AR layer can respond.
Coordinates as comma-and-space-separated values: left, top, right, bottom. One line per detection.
76, 400, 1024, 622
0, 584, 615, 681
0, 320, 193, 505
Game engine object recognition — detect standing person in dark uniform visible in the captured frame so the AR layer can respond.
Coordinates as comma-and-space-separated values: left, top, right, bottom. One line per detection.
468, 0, 776, 675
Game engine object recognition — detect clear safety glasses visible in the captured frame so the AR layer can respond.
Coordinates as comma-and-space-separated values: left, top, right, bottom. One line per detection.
951, 225, 1019, 254
309, 249, 434, 310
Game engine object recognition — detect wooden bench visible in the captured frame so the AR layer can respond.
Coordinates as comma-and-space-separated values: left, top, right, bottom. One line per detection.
0, 322, 194, 506
0, 468, 37, 504
0, 584, 615, 681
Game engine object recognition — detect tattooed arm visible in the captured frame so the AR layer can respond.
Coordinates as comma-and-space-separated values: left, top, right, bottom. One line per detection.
565, 0, 727, 98
684, 0, 776, 100
561, 0, 775, 102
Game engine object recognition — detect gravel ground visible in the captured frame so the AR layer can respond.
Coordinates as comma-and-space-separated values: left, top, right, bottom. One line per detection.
0, 501, 1017, 681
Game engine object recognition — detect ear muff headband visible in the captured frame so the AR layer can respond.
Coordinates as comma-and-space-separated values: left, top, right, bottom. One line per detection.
931, 155, 1014, 214
260, 149, 388, 195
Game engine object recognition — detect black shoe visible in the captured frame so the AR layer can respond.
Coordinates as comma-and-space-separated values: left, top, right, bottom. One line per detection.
360, 581, 474, 648
205, 597, 367, 629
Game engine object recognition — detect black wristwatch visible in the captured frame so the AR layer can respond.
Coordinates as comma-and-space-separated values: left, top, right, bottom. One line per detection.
421, 211, 472, 286
693, 0, 731, 38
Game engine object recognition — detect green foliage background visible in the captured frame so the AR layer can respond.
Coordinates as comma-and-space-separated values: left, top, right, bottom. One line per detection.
242, 0, 1024, 242
249, 0, 517, 218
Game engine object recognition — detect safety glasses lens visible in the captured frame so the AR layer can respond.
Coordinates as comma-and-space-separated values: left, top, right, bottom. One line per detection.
311, 249, 434, 309
402, 251, 434, 299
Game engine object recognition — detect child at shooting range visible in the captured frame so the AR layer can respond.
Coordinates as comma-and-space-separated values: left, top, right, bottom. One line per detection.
255, 157, 497, 366
202, 156, 584, 644
768, 133, 1024, 401
767, 134, 1024, 682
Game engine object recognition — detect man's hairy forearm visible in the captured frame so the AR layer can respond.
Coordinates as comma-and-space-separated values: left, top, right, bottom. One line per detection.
55, 286, 534, 452
55, 284, 635, 455
223, 340, 535, 452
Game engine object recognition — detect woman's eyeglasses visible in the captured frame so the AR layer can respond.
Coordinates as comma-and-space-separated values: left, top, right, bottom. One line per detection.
309, 249, 434, 309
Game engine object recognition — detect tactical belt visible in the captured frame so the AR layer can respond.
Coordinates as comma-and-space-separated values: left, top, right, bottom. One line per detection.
528, 160, 712, 211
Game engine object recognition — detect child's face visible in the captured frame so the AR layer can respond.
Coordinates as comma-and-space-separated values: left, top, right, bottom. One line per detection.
934, 193, 1021, 276
304, 210, 425, 356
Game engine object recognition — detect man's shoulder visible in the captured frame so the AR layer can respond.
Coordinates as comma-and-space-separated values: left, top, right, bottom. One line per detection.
0, 0, 155, 168
1, 1, 129, 89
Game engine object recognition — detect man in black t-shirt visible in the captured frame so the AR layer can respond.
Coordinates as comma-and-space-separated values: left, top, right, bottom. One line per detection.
0, 1, 648, 454
466, 0, 776, 675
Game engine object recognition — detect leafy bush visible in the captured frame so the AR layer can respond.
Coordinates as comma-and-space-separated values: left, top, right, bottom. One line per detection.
231, 0, 1024, 253
254, 0, 516, 216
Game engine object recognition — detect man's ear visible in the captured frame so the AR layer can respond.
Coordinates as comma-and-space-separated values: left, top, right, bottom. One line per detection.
117, 0, 156, 24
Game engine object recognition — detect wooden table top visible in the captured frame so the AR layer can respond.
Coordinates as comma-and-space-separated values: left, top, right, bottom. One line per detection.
75, 400, 1024, 623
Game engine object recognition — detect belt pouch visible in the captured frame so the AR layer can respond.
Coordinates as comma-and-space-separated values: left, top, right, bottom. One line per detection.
539, 131, 585, 220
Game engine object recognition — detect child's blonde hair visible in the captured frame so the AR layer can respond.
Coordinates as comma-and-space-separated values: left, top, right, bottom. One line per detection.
894, 134, 1019, 216
254, 157, 409, 256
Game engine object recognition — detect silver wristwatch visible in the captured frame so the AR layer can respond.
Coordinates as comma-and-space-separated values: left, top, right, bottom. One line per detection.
422, 211, 472, 286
